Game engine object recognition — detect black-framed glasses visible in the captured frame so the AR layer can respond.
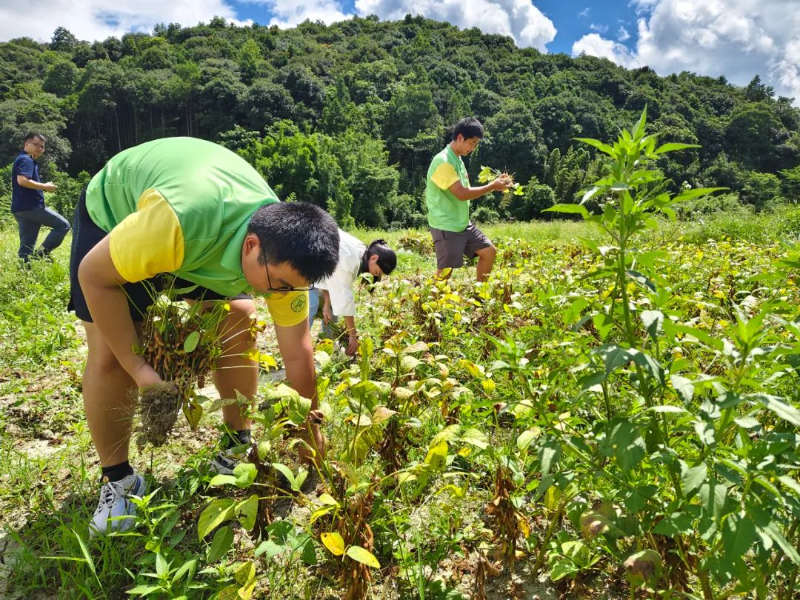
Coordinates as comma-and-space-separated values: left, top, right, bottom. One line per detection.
265, 263, 311, 293
29, 142, 45, 150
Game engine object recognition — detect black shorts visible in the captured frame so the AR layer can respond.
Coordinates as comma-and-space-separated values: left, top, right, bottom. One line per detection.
68, 189, 250, 323
430, 222, 493, 270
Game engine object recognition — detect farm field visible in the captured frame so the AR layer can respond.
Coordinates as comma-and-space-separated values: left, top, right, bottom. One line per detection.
1, 202, 799, 599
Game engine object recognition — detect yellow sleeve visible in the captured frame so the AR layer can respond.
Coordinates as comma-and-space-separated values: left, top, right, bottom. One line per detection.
431, 163, 460, 190
266, 290, 309, 327
108, 189, 185, 283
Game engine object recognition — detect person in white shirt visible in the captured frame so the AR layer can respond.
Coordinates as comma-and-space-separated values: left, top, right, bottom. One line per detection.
308, 232, 397, 355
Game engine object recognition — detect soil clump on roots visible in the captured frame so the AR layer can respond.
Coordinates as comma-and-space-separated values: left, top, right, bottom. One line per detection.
134, 383, 183, 448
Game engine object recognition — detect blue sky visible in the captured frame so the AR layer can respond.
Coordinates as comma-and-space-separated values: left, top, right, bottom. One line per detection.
228, 0, 640, 55
1, 0, 798, 105
230, 0, 640, 56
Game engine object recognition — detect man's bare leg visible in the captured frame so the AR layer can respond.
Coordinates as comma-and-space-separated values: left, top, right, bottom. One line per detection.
209, 298, 258, 431
475, 245, 497, 282
83, 322, 142, 466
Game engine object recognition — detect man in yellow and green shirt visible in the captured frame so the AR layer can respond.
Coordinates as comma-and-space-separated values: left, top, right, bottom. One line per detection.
69, 137, 340, 536
426, 117, 510, 282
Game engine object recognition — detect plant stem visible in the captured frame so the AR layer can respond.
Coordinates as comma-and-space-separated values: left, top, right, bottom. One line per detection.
531, 494, 570, 577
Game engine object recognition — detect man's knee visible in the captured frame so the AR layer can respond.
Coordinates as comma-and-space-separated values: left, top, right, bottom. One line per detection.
226, 298, 256, 323
86, 348, 125, 375
477, 245, 497, 260
221, 299, 257, 348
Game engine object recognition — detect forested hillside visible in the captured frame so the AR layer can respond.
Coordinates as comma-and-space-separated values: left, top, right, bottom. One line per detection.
2, 14, 799, 227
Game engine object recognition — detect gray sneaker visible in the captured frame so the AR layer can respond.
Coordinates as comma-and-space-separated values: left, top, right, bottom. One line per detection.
89, 472, 146, 537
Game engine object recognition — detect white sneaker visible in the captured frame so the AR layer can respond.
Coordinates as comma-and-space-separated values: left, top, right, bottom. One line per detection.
209, 449, 240, 476
89, 472, 147, 537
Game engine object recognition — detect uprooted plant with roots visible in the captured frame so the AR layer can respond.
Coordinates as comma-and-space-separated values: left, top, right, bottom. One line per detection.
131, 280, 239, 448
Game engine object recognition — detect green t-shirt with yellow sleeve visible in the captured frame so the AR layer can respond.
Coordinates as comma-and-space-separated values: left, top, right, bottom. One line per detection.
425, 145, 470, 232
85, 137, 308, 327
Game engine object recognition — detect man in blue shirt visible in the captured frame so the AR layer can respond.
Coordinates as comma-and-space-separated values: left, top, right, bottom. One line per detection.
11, 132, 70, 262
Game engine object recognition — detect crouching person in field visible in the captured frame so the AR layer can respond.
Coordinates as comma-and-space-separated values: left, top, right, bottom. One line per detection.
69, 137, 339, 536
308, 233, 397, 356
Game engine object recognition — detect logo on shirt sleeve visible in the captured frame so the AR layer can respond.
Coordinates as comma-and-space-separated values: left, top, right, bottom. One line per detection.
291, 294, 307, 313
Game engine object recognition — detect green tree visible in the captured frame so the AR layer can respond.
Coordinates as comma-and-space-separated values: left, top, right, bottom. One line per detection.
740, 171, 780, 208
779, 165, 800, 202
238, 38, 263, 85
320, 78, 363, 135
725, 102, 783, 171
239, 79, 296, 131
383, 81, 443, 192
479, 99, 547, 183
0, 83, 70, 171
50, 27, 78, 53
239, 120, 320, 204
43, 59, 79, 96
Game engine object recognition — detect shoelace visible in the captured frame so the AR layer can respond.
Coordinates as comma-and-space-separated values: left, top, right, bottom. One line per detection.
96, 479, 127, 511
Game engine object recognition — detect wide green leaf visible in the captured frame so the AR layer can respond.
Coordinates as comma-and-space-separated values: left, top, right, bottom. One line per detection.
198, 498, 235, 541
670, 375, 694, 402
206, 526, 234, 563
236, 494, 258, 531
752, 394, 800, 426
681, 462, 708, 496
722, 513, 757, 560
653, 142, 700, 155
232, 463, 258, 489
759, 519, 800, 566
183, 330, 200, 353
544, 203, 589, 219
574, 137, 615, 156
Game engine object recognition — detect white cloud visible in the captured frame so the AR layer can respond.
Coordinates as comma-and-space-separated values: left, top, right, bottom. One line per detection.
579, 8, 591, 18
617, 26, 630, 42
355, 0, 557, 51
242, 0, 353, 28
590, 23, 609, 34
572, 33, 636, 67
0, 0, 244, 43
630, 0, 660, 14
574, 0, 800, 105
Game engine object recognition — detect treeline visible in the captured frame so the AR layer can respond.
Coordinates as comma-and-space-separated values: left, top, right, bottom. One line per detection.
1, 15, 799, 227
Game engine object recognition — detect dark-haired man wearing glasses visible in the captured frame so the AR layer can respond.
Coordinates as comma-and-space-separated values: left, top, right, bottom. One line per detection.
11, 132, 70, 262
69, 137, 340, 537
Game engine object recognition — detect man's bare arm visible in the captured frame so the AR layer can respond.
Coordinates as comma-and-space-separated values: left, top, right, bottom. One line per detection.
78, 236, 161, 388
275, 319, 317, 405
448, 177, 510, 201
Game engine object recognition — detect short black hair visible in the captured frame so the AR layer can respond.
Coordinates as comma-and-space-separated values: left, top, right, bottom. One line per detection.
248, 202, 339, 284
453, 117, 484, 141
359, 239, 397, 284
24, 132, 46, 144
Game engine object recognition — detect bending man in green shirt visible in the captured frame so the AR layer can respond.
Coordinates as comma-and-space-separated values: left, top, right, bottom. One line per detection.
426, 117, 510, 282
69, 137, 340, 536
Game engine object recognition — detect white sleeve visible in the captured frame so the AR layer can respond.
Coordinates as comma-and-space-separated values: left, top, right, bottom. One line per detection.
327, 275, 356, 317
317, 229, 363, 317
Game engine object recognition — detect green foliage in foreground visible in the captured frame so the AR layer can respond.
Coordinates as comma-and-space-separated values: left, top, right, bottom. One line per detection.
2, 116, 800, 598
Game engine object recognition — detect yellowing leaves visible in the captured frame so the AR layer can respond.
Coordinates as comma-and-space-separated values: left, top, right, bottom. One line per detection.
346, 546, 381, 569
321, 532, 345, 556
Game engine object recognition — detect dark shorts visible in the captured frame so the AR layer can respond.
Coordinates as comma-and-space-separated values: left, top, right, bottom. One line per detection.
68, 189, 250, 323
430, 223, 492, 270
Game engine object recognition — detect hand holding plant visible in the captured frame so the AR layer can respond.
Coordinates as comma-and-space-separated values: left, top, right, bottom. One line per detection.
478, 166, 524, 206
